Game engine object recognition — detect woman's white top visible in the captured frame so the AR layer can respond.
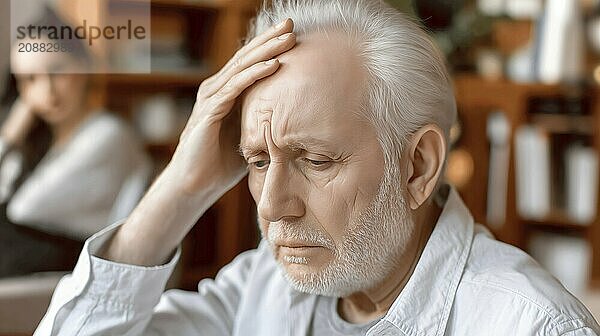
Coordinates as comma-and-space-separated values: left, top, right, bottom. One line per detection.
0, 111, 152, 241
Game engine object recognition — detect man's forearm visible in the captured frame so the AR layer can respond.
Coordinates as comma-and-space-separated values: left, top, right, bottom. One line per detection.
99, 167, 219, 266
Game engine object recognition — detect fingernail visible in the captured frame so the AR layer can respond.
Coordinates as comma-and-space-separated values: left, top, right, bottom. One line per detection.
275, 18, 288, 29
277, 33, 292, 40
264, 59, 277, 65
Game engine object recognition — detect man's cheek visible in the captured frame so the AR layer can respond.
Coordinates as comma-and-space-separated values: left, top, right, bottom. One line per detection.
306, 190, 348, 240
301, 164, 344, 189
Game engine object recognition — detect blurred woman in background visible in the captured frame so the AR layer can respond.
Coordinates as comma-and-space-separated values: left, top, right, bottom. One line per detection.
0, 7, 151, 277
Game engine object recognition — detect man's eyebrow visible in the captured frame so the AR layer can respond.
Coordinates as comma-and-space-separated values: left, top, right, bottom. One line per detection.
286, 138, 336, 154
239, 137, 339, 159
238, 143, 265, 158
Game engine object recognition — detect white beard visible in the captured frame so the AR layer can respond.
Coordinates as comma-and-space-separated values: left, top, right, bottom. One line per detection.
263, 170, 415, 297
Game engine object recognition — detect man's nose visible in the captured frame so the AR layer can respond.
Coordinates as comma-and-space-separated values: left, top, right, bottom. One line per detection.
257, 162, 305, 222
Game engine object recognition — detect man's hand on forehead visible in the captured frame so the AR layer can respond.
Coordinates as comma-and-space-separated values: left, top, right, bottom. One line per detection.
169, 18, 296, 195
99, 18, 298, 267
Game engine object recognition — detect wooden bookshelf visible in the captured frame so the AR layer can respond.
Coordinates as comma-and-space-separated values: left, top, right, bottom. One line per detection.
147, 0, 231, 10
529, 114, 595, 135
149, 0, 258, 11
453, 73, 600, 284
148, 0, 258, 290
523, 210, 590, 236
105, 70, 212, 86
60, 0, 263, 290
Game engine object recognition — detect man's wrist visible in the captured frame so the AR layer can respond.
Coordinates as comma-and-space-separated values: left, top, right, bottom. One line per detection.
161, 161, 225, 202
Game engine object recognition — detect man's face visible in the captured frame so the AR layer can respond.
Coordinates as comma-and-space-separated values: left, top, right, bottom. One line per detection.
241, 32, 414, 296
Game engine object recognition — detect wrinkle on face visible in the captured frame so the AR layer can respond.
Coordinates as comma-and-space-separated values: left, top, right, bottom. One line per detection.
241, 31, 386, 276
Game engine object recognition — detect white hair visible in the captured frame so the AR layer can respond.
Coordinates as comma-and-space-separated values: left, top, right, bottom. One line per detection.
246, 0, 457, 178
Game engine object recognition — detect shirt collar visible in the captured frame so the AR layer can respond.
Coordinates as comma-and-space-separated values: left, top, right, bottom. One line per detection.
377, 184, 475, 336
284, 185, 475, 336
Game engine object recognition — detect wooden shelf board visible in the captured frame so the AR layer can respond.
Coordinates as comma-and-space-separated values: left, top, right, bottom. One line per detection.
454, 73, 566, 95
115, 0, 228, 10
523, 212, 591, 235
105, 70, 211, 86
149, 0, 257, 11
152, 0, 224, 9
529, 114, 594, 135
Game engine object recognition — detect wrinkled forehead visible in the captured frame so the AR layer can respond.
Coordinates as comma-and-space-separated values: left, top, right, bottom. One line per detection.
241, 32, 367, 143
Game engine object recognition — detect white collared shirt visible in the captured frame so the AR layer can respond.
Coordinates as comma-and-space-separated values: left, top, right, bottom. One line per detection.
35, 187, 600, 335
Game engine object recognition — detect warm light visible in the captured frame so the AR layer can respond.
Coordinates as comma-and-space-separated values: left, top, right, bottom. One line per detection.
446, 148, 475, 189
593, 64, 600, 84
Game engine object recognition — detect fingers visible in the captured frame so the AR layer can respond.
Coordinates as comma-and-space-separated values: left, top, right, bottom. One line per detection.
207, 59, 280, 122
223, 18, 293, 75
245, 18, 293, 52
199, 18, 295, 98
207, 32, 295, 95
184, 18, 294, 140
181, 59, 280, 138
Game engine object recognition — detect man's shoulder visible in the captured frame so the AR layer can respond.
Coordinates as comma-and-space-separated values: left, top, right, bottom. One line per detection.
452, 224, 599, 334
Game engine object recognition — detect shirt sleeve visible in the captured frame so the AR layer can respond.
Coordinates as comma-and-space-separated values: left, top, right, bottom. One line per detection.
7, 117, 138, 240
34, 221, 257, 336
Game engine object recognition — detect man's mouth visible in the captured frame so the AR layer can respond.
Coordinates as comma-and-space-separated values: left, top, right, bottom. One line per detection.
278, 243, 325, 261
272, 239, 333, 266
283, 255, 309, 265
276, 240, 323, 249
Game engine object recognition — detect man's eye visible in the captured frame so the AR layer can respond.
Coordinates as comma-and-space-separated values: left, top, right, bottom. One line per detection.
303, 158, 331, 168
251, 160, 270, 169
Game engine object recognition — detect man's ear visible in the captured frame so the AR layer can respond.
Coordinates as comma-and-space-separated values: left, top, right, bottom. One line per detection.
404, 124, 446, 210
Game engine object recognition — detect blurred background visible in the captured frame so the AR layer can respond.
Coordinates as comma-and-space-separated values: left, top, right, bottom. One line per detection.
2, 0, 600, 334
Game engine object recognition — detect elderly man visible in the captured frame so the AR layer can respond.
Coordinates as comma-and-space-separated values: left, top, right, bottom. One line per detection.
36, 0, 599, 335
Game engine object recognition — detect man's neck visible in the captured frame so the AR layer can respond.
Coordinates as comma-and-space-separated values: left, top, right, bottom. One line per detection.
337, 200, 442, 324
